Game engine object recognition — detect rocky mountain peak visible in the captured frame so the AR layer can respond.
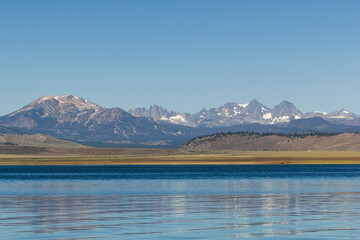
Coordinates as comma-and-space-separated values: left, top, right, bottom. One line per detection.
31, 95, 103, 111
243, 99, 269, 120
247, 99, 261, 106
272, 100, 302, 116
270, 100, 302, 123
129, 104, 173, 121
325, 109, 356, 120
149, 105, 172, 120
126, 99, 360, 127
13, 95, 103, 118
3, 95, 105, 128
279, 100, 293, 106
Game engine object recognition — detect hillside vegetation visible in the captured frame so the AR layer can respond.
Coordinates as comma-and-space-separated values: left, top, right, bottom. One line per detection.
182, 132, 360, 151
0, 134, 87, 149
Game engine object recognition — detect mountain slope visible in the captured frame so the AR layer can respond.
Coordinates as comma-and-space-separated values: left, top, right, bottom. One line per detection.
0, 95, 104, 129
0, 95, 197, 147
270, 100, 302, 123
0, 126, 26, 134
195, 117, 360, 136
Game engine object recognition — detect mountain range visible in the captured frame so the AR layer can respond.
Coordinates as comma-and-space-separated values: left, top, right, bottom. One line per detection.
1, 95, 360, 148
130, 99, 360, 127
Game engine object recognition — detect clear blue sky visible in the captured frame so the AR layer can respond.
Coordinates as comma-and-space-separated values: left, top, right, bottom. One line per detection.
1, 0, 359, 115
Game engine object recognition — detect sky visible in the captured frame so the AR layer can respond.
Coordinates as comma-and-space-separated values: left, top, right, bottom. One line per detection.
1, 0, 360, 115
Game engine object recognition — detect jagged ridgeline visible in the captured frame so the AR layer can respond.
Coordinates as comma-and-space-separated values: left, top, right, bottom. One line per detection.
0, 95, 201, 148
129, 99, 360, 127
182, 132, 360, 151
1, 95, 360, 148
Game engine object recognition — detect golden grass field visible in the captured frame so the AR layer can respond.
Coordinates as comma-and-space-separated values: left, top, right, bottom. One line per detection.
2, 150, 360, 165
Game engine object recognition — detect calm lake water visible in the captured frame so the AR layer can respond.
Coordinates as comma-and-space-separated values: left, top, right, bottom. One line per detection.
1, 165, 360, 239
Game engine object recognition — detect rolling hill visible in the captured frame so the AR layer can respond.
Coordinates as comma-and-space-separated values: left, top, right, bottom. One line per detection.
182, 132, 360, 151
0, 134, 88, 148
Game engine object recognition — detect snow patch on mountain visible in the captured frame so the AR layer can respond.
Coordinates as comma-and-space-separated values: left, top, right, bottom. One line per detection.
263, 113, 272, 119
238, 103, 249, 108
313, 111, 328, 115
127, 99, 360, 127
328, 115, 353, 119
160, 115, 187, 123
272, 116, 290, 124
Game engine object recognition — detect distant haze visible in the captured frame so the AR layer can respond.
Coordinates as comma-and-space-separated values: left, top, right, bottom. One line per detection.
1, 1, 359, 115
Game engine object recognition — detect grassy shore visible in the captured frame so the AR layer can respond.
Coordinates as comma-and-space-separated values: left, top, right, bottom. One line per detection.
1, 150, 360, 165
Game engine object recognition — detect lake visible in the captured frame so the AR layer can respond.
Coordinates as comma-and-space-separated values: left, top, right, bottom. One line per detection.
1, 165, 360, 239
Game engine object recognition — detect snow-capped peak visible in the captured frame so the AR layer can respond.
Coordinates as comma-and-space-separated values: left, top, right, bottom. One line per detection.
34, 95, 102, 111
9, 95, 104, 117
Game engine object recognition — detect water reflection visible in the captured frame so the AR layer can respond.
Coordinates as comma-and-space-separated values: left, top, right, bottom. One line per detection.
1, 181, 360, 239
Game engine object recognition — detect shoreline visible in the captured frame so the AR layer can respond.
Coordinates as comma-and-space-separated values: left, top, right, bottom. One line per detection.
2, 151, 360, 165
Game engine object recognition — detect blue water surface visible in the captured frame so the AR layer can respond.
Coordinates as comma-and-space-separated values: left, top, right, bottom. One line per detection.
1, 165, 360, 239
